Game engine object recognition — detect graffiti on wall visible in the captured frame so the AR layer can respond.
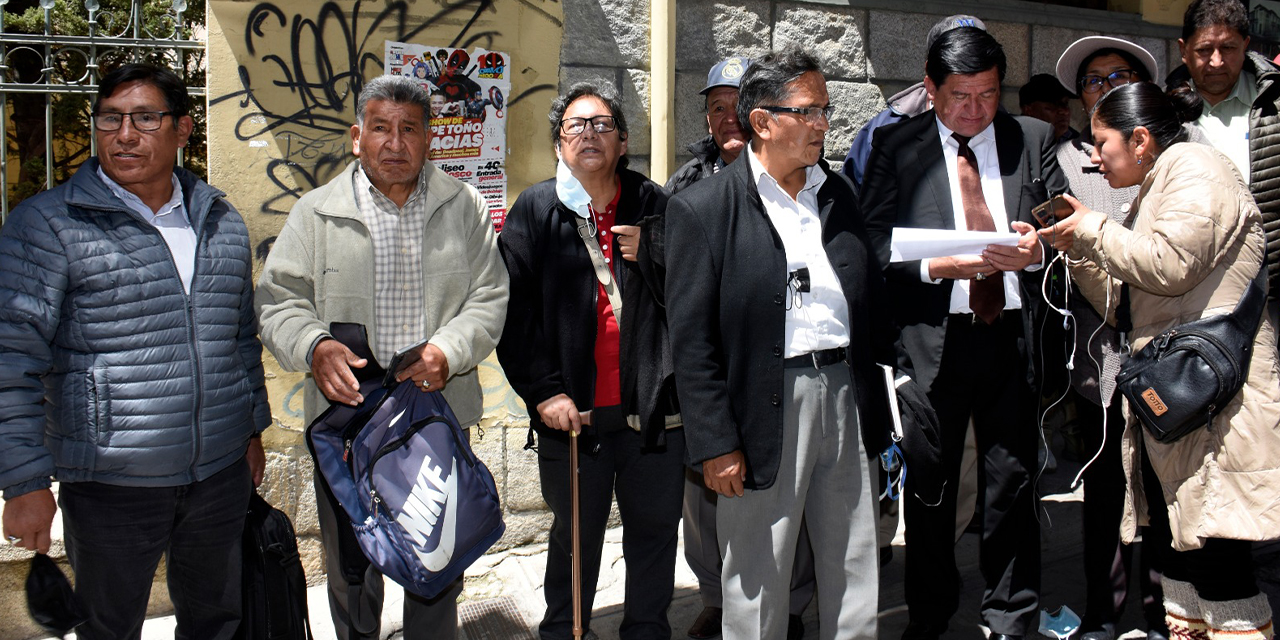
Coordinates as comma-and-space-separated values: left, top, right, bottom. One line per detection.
212, 0, 557, 256
209, 0, 561, 427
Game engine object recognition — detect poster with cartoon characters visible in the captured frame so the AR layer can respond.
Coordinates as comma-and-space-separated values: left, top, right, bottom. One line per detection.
385, 41, 510, 231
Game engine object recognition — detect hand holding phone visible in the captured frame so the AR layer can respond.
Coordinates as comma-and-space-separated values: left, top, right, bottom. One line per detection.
382, 337, 430, 388
1031, 194, 1074, 228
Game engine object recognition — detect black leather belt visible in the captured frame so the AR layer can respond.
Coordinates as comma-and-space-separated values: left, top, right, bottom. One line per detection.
783, 347, 847, 369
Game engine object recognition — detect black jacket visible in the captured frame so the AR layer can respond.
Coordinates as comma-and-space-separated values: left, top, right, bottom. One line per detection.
496, 169, 678, 448
664, 155, 899, 490
665, 136, 721, 194
1170, 52, 1280, 301
860, 111, 1067, 392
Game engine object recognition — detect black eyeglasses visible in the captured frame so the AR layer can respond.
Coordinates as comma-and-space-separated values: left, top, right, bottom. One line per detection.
92, 111, 174, 132
1079, 69, 1139, 94
559, 115, 618, 136
760, 105, 834, 124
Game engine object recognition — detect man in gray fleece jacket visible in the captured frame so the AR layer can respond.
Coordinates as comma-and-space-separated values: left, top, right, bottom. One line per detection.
256, 74, 508, 640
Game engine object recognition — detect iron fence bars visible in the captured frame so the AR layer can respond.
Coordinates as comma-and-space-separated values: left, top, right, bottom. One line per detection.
0, 0, 204, 222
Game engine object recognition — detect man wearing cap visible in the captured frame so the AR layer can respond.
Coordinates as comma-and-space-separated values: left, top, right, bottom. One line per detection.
1019, 74, 1077, 143
664, 56, 816, 640
666, 56, 752, 193
861, 27, 1066, 640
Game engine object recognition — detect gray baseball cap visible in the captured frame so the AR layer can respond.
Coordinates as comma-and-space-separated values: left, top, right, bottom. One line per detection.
926, 14, 987, 51
701, 56, 753, 95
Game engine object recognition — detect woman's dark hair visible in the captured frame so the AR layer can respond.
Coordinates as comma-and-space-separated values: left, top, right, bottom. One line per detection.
735, 47, 822, 139
548, 82, 629, 168
1075, 47, 1152, 91
1091, 82, 1196, 150
925, 27, 1006, 89
95, 63, 190, 118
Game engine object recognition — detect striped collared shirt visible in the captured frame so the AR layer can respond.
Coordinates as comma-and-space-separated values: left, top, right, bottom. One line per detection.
353, 164, 430, 366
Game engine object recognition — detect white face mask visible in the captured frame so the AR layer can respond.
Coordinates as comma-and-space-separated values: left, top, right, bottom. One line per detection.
555, 158, 592, 219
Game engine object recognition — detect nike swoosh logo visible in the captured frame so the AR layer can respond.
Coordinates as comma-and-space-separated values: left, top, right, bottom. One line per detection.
396, 455, 458, 572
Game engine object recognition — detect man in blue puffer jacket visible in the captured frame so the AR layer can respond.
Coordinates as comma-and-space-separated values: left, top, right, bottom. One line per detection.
0, 63, 269, 639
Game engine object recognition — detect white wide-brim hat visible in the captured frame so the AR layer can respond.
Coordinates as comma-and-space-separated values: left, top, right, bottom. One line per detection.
1055, 35, 1159, 95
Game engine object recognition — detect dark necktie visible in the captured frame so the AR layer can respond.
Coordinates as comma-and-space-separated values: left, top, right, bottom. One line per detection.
953, 133, 1004, 324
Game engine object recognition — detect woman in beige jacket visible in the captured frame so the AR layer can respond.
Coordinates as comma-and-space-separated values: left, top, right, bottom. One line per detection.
1041, 82, 1279, 640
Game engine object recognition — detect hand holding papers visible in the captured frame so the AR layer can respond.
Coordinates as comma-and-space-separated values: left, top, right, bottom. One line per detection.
889, 227, 1021, 263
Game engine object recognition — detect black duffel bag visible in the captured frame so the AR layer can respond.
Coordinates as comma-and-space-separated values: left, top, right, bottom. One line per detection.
1116, 262, 1266, 443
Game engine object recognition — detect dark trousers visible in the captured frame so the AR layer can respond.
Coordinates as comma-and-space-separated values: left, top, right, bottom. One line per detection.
1078, 399, 1169, 633
59, 457, 251, 640
1140, 454, 1261, 602
536, 420, 685, 640
314, 472, 463, 640
904, 315, 1040, 637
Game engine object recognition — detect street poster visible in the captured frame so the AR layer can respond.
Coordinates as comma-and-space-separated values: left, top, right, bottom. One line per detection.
385, 41, 510, 231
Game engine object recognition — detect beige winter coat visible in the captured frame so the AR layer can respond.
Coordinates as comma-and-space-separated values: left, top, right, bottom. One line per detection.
1068, 142, 1280, 551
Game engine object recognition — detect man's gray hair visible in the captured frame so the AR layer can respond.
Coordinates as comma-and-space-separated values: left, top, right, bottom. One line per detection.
356, 75, 431, 128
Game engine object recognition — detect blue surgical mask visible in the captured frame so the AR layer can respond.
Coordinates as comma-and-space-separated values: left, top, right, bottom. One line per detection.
555, 159, 592, 219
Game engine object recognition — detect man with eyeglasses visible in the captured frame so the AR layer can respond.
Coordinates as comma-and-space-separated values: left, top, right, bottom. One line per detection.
861, 27, 1065, 640
0, 63, 270, 638
665, 47, 898, 640
256, 74, 507, 640
663, 55, 816, 640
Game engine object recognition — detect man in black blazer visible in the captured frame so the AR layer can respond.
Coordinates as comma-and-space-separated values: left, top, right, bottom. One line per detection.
860, 27, 1068, 640
666, 48, 898, 640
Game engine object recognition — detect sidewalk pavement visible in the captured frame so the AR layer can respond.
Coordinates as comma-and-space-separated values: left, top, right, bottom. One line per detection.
80, 458, 1165, 640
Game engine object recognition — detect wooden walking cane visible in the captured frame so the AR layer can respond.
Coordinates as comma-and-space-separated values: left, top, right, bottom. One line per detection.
570, 428, 583, 640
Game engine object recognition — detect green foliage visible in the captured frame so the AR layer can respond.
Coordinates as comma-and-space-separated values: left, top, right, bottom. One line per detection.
2, 0, 207, 210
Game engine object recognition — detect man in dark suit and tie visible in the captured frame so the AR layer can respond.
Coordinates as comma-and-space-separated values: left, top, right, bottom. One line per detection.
861, 27, 1068, 640
665, 48, 899, 639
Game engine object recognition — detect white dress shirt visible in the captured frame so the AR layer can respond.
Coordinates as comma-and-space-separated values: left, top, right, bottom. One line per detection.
97, 167, 197, 294
926, 117, 1027, 314
747, 145, 851, 357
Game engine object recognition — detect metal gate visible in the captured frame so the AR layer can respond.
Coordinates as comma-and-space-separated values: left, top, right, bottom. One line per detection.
0, 0, 204, 222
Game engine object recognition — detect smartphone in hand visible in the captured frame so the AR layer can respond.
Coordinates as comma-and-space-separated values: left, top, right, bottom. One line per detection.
1031, 194, 1073, 228
382, 337, 430, 388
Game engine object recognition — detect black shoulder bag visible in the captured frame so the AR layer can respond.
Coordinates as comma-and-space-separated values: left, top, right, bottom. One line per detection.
1115, 261, 1267, 443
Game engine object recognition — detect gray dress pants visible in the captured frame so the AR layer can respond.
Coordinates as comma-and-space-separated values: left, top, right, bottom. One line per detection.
718, 364, 879, 640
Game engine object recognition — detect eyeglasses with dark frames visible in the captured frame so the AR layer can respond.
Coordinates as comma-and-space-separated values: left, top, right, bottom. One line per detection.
1079, 69, 1139, 94
760, 105, 834, 124
559, 115, 618, 136
92, 111, 174, 132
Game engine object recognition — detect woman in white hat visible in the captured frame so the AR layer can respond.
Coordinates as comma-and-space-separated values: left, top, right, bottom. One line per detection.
1051, 35, 1179, 640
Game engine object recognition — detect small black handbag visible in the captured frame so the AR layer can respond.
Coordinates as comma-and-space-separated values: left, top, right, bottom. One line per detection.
1115, 262, 1267, 443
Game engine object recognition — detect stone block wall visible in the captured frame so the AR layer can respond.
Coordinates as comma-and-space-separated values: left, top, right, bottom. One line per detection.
561, 0, 1181, 183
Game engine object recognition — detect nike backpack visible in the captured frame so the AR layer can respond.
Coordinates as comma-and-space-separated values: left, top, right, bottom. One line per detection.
236, 492, 312, 640
307, 378, 505, 599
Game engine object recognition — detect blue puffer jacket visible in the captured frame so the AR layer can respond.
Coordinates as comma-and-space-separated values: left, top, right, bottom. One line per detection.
0, 159, 270, 498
